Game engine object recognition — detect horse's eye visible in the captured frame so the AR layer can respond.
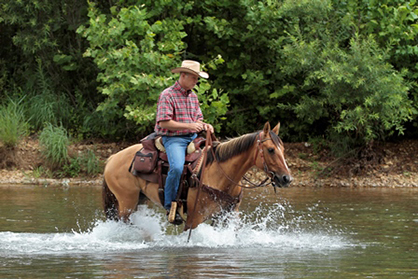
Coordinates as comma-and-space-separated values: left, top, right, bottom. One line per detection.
268, 148, 275, 154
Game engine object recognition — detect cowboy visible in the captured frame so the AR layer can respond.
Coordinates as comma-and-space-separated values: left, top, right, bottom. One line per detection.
155, 60, 214, 225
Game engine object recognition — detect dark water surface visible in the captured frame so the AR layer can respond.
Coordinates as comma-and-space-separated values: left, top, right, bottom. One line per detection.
0, 185, 417, 278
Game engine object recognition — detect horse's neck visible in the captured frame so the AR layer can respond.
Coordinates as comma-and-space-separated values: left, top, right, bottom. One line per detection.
205, 145, 257, 191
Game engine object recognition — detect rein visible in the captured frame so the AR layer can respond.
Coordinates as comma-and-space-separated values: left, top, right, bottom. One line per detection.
187, 130, 214, 242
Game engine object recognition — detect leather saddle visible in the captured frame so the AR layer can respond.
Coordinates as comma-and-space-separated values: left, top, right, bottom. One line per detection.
129, 132, 208, 206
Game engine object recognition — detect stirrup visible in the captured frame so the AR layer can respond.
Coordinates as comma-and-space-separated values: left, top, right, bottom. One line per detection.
168, 201, 183, 225
168, 201, 177, 223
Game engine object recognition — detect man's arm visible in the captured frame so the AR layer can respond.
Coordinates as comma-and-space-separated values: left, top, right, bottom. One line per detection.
158, 120, 204, 133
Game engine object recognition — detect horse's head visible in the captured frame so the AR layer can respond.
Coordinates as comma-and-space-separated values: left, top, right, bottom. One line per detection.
255, 122, 292, 188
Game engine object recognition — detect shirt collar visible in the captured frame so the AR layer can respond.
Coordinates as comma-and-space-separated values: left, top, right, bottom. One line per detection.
173, 81, 192, 97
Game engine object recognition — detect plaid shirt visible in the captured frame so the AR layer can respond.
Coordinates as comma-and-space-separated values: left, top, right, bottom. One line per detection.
155, 81, 203, 136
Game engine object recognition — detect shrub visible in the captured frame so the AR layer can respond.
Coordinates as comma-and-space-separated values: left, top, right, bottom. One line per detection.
282, 34, 414, 154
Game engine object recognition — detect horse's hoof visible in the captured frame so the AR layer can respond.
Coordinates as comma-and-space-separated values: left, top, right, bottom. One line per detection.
167, 210, 184, 225
171, 212, 184, 225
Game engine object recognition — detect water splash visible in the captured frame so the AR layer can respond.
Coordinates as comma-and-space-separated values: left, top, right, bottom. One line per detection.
0, 203, 351, 255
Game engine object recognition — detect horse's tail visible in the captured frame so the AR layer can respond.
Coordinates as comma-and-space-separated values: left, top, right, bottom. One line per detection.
102, 177, 119, 220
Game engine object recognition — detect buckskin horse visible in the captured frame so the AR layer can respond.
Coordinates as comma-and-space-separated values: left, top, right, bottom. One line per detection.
102, 121, 292, 231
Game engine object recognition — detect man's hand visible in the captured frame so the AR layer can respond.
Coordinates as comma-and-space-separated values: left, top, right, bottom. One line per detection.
188, 122, 205, 133
197, 121, 214, 134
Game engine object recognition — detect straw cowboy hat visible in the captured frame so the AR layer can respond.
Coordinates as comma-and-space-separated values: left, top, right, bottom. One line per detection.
171, 60, 209, 79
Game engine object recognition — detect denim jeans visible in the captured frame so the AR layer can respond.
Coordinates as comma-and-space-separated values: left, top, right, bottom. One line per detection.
162, 133, 197, 210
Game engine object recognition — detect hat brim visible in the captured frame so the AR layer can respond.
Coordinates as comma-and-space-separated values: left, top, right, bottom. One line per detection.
171, 67, 209, 79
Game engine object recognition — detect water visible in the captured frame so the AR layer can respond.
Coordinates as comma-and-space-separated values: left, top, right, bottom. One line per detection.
0, 185, 417, 278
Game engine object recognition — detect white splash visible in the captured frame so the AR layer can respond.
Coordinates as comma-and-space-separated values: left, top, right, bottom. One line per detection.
0, 203, 351, 255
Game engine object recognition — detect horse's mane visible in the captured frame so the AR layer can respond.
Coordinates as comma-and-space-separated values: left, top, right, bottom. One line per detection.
206, 131, 282, 165
210, 132, 258, 163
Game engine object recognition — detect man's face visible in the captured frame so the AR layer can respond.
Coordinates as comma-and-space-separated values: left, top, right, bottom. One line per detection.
180, 73, 199, 90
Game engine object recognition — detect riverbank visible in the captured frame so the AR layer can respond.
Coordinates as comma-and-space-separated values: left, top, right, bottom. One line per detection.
0, 138, 417, 187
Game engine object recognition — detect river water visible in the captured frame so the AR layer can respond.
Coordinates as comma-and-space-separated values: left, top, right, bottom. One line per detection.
0, 185, 417, 278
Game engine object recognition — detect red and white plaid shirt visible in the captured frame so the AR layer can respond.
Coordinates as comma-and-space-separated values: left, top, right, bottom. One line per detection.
155, 81, 203, 136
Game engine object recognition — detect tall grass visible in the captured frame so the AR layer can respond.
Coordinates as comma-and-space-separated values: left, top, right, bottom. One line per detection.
26, 92, 72, 131
84, 149, 102, 175
39, 123, 70, 169
0, 98, 30, 148
25, 59, 72, 131
38, 124, 103, 177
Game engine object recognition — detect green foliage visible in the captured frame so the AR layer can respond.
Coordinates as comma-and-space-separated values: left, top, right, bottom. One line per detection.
39, 124, 70, 169
77, 1, 231, 136
282, 32, 414, 147
22, 59, 72, 130
0, 97, 30, 148
198, 0, 288, 135
0, 0, 100, 136
195, 80, 229, 133
83, 149, 102, 175
338, 0, 418, 135
62, 149, 102, 178
1, 0, 417, 155
38, 122, 102, 177
62, 158, 82, 178
275, 0, 416, 151
26, 92, 69, 131
77, 2, 186, 134
32, 166, 53, 179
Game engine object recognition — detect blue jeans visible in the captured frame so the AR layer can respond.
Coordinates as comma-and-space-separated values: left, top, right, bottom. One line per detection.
162, 134, 197, 210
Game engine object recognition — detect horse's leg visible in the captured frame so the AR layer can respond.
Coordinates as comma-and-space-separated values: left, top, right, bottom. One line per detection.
184, 189, 204, 230
103, 178, 119, 220
184, 190, 219, 231
210, 204, 242, 228
138, 191, 149, 205
116, 187, 141, 222
184, 211, 206, 231
104, 170, 141, 222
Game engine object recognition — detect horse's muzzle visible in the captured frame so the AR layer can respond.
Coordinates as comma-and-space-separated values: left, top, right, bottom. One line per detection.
272, 173, 292, 188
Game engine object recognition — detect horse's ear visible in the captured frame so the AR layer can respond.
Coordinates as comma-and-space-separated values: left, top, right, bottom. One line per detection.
263, 122, 271, 136
272, 122, 280, 135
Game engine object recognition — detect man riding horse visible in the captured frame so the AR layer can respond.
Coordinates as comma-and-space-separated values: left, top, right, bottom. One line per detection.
154, 60, 214, 225
102, 61, 292, 232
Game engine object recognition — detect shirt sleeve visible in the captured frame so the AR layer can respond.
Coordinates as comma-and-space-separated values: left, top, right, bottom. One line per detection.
190, 92, 203, 122
196, 105, 203, 122
156, 92, 173, 123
